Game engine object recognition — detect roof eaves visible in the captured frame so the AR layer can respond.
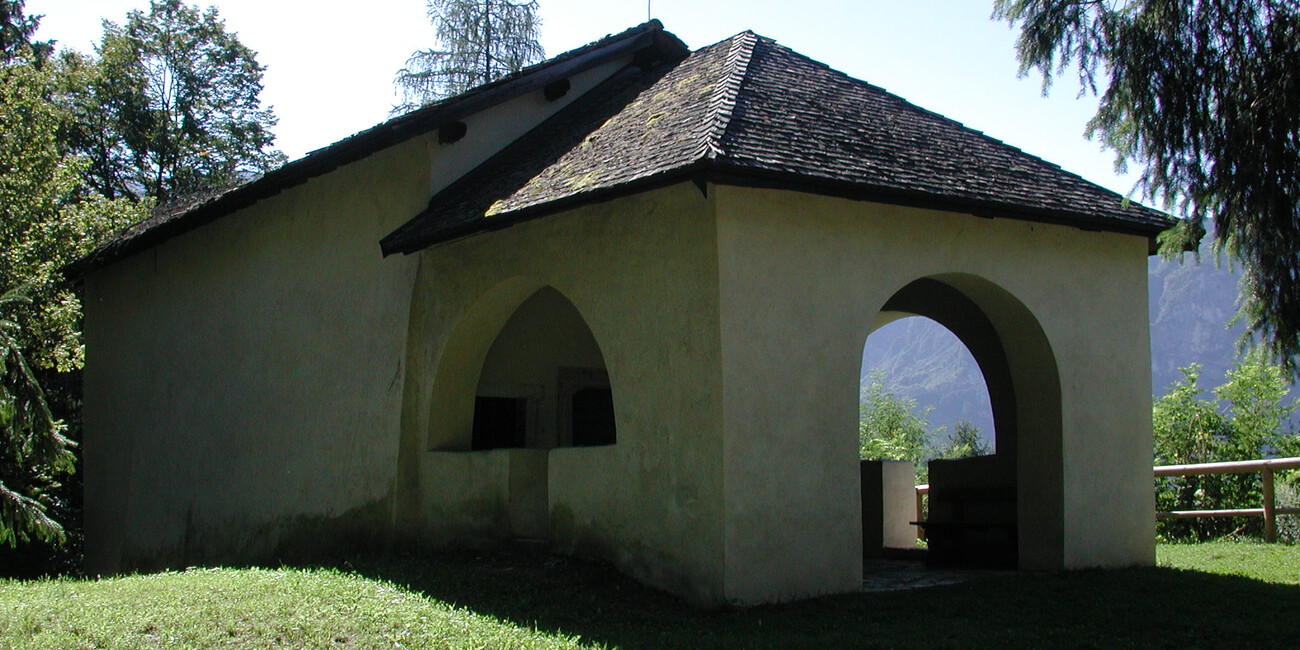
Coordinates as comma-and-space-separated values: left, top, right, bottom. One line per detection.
698, 161, 1174, 252
391, 160, 713, 251
400, 158, 1173, 254
68, 20, 686, 278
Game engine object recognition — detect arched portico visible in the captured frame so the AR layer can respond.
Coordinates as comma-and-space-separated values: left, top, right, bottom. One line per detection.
862, 274, 1063, 570
387, 183, 1154, 605
399, 275, 622, 542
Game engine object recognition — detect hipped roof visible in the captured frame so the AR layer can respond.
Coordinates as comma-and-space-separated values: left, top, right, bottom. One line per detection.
382, 30, 1171, 255
74, 22, 1171, 276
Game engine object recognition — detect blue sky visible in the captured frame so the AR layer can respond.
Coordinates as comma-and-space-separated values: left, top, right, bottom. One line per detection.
27, 0, 1137, 199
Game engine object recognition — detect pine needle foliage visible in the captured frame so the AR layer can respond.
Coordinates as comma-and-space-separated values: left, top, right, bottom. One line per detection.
0, 289, 75, 548
0, 0, 49, 62
395, 0, 544, 111
994, 0, 1300, 375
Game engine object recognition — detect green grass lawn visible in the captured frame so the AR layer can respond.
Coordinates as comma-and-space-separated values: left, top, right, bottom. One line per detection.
2, 541, 1296, 649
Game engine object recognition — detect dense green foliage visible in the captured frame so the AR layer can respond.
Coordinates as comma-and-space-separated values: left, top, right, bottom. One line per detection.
0, 543, 1295, 648
395, 0, 544, 110
859, 372, 935, 467
0, 289, 72, 547
1152, 355, 1298, 540
859, 371, 988, 483
943, 420, 991, 459
0, 25, 146, 552
60, 0, 284, 203
994, 0, 1300, 375
1, 0, 281, 563
0, 0, 46, 62
0, 59, 107, 549
0, 57, 145, 372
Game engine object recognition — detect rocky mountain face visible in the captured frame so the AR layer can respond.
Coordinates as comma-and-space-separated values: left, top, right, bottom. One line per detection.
861, 254, 1297, 449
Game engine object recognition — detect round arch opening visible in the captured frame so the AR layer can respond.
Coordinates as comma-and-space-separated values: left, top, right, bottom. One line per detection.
425, 282, 617, 452
857, 275, 1062, 570
860, 315, 997, 466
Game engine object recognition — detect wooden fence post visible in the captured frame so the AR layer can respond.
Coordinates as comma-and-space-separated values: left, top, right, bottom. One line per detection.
1263, 465, 1276, 543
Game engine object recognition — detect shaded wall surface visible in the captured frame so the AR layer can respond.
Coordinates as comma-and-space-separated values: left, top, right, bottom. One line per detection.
399, 183, 727, 604
81, 58, 627, 573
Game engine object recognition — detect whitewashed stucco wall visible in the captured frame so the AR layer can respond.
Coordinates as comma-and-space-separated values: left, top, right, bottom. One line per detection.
714, 185, 1155, 603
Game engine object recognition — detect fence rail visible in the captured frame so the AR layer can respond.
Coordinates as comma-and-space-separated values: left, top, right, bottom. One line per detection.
912, 457, 1300, 543
1154, 456, 1300, 542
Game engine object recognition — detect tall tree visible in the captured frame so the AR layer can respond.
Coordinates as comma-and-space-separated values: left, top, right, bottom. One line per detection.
993, 1, 1300, 373
65, 0, 285, 203
0, 55, 144, 373
395, 0, 544, 110
0, 0, 50, 63
0, 50, 143, 550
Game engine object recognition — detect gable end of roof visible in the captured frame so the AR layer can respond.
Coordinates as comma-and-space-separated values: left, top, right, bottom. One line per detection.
68, 20, 688, 278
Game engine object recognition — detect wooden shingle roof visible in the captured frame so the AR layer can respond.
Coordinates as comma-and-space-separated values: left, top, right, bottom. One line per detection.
74, 23, 1173, 275
381, 31, 1171, 255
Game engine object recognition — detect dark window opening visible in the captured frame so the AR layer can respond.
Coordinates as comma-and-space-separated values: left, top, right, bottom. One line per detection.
570, 387, 616, 446
472, 396, 527, 450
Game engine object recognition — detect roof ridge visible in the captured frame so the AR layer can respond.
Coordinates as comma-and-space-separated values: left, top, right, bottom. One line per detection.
698, 31, 759, 160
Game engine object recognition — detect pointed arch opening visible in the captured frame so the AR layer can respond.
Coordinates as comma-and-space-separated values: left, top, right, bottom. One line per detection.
471, 286, 616, 451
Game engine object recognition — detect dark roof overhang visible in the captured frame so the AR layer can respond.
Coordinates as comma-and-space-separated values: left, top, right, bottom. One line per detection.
382, 158, 1172, 256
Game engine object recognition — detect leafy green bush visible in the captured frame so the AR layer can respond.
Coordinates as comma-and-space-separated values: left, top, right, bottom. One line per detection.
859, 371, 988, 484
1276, 480, 1299, 545
1153, 355, 1298, 541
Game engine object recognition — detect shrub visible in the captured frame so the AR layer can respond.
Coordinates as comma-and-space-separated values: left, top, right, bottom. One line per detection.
1153, 355, 1298, 541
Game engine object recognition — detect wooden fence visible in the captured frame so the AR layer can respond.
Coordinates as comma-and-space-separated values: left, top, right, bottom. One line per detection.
913, 456, 1300, 542
1155, 456, 1300, 543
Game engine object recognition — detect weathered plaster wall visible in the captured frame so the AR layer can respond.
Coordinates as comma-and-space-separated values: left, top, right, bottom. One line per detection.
398, 183, 727, 604
82, 135, 428, 572
714, 186, 1155, 603
81, 59, 632, 574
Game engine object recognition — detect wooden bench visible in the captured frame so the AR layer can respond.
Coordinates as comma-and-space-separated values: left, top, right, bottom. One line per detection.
918, 486, 1017, 567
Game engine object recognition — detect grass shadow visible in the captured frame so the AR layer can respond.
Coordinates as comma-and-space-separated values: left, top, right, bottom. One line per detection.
342, 545, 1300, 649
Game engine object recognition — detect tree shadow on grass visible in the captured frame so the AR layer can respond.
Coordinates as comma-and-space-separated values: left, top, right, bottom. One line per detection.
343, 545, 1300, 649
